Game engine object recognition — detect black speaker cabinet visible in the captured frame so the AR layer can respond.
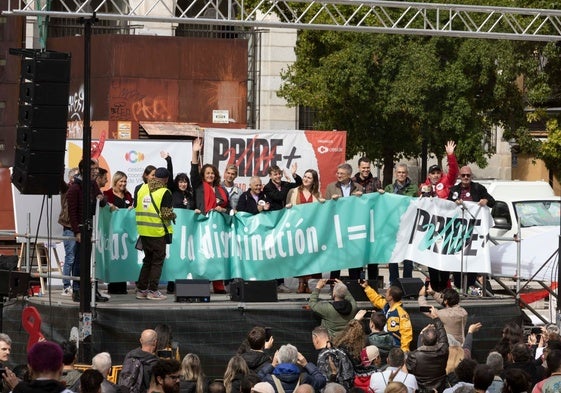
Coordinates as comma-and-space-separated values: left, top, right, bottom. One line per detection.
342, 278, 382, 302
11, 166, 62, 195
0, 270, 31, 298
230, 280, 278, 302
175, 279, 210, 303
395, 277, 424, 298
16, 127, 67, 151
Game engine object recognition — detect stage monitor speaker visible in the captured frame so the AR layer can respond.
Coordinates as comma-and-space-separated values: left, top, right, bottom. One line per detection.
229, 280, 278, 302
342, 277, 383, 302
0, 270, 31, 298
175, 279, 210, 303
395, 277, 424, 298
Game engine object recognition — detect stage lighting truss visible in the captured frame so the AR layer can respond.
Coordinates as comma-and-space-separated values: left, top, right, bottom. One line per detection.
4, 0, 561, 42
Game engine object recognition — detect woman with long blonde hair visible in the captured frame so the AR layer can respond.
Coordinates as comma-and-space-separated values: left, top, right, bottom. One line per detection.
180, 353, 209, 393
223, 355, 249, 393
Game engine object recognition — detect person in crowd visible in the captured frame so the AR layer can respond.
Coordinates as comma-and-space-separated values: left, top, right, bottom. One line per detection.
60, 341, 81, 391
445, 323, 482, 388
350, 157, 384, 285
286, 169, 324, 293
369, 348, 418, 393
323, 383, 346, 393
59, 167, 79, 297
91, 352, 119, 393
172, 173, 194, 210
486, 352, 504, 393
419, 286, 468, 345
258, 344, 326, 393
263, 164, 302, 211
134, 165, 157, 207
406, 308, 449, 393
224, 356, 249, 393
384, 381, 408, 393
135, 167, 175, 301
505, 343, 544, 387
325, 163, 363, 200
237, 177, 271, 215
263, 163, 301, 294
134, 152, 173, 207
360, 282, 412, 351
13, 341, 73, 393
119, 329, 159, 393
384, 163, 418, 285
419, 141, 459, 291
155, 324, 180, 360
104, 171, 133, 211
333, 319, 372, 382
443, 359, 477, 393
221, 165, 242, 211
190, 138, 229, 294
79, 369, 104, 393
312, 325, 355, 390
309, 279, 358, 339
103, 170, 134, 295
367, 312, 397, 367
149, 359, 181, 393
180, 353, 210, 393
448, 165, 496, 294
473, 364, 494, 393
503, 369, 531, 393
237, 327, 273, 376
532, 348, 561, 393
353, 345, 381, 392
67, 159, 107, 303
96, 167, 109, 190
326, 163, 363, 280
252, 382, 275, 393
208, 381, 225, 393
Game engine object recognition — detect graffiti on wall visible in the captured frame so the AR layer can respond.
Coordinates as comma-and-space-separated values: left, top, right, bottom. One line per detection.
68, 84, 85, 138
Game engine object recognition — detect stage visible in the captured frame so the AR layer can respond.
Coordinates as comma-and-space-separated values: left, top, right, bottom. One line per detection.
1, 285, 525, 379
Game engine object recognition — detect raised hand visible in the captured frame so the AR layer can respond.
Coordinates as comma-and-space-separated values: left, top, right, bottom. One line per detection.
192, 138, 203, 153
445, 141, 456, 155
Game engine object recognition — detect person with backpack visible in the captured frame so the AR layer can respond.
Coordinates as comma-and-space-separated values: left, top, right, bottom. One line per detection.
118, 329, 159, 393
258, 344, 326, 393
312, 326, 355, 390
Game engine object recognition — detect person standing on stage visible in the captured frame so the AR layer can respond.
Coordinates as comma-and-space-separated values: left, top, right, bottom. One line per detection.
135, 167, 175, 301
419, 141, 459, 292
384, 163, 418, 285
222, 165, 242, 212
263, 164, 302, 293
448, 166, 495, 294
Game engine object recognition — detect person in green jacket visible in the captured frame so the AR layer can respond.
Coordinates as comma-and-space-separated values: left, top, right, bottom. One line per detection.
384, 163, 418, 285
309, 279, 358, 339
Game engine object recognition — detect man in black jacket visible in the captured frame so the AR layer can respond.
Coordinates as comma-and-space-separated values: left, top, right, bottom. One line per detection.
406, 308, 449, 393
448, 166, 496, 293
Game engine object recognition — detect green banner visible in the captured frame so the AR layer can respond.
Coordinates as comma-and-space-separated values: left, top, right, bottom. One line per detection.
94, 193, 412, 282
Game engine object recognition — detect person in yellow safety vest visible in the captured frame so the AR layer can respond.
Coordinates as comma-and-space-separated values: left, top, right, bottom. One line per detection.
135, 167, 176, 301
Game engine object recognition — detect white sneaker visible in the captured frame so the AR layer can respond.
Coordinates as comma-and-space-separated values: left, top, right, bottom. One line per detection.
147, 290, 167, 301
277, 284, 291, 293
61, 287, 72, 296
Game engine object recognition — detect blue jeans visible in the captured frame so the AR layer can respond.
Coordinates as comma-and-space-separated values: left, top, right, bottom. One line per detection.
62, 228, 76, 288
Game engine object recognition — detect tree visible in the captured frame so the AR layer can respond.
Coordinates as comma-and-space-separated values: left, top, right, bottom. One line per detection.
278, 31, 526, 183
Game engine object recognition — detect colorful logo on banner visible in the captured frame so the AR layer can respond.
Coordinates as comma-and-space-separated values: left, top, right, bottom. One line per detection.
94, 194, 493, 282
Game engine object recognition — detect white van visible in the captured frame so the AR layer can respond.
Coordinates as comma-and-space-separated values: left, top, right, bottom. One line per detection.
477, 180, 560, 240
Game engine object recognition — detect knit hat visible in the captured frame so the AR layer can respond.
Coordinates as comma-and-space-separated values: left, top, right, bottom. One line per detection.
360, 345, 380, 366
155, 167, 170, 179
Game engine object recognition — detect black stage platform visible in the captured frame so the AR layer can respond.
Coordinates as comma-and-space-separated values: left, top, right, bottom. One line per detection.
1, 289, 524, 379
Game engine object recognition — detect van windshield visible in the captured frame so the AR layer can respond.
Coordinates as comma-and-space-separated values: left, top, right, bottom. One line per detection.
514, 201, 560, 227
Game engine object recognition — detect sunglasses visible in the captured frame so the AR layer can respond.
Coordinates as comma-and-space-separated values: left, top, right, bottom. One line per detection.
460, 174, 471, 178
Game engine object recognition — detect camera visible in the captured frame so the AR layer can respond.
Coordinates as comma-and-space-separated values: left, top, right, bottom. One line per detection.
419, 306, 432, 313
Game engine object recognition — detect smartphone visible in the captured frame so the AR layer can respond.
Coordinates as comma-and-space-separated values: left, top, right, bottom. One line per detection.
265, 327, 272, 340
425, 280, 430, 289
326, 279, 335, 285
419, 306, 432, 313
531, 327, 542, 335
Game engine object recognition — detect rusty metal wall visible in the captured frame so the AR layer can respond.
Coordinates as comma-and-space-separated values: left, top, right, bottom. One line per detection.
48, 34, 248, 132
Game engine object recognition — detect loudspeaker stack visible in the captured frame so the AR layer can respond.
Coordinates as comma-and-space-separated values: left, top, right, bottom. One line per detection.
11, 50, 71, 195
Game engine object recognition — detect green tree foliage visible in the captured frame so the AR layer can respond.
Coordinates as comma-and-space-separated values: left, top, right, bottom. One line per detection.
278, 30, 526, 182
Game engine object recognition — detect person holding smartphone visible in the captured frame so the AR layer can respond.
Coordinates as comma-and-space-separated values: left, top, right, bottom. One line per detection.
418, 285, 468, 345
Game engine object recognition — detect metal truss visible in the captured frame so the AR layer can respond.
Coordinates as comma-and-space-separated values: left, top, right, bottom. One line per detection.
4, 0, 561, 41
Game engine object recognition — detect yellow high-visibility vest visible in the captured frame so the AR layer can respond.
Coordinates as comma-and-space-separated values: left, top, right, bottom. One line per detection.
135, 184, 173, 237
